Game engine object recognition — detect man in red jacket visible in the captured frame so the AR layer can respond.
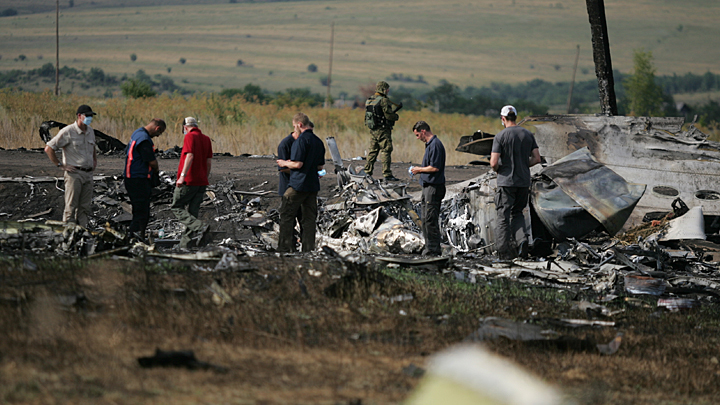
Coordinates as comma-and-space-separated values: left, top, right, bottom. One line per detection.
172, 117, 213, 248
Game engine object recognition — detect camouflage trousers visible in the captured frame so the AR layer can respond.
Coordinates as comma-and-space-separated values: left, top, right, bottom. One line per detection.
363, 129, 394, 177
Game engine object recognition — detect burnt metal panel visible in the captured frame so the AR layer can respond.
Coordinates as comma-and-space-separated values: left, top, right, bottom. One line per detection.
534, 148, 645, 237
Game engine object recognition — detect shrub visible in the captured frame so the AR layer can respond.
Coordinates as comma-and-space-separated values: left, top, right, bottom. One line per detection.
18, 55, 26, 61
87, 67, 106, 85
236, 59, 244, 66
179, 58, 186, 64
307, 63, 318, 73
220, 83, 268, 103
130, 53, 137, 62
121, 78, 156, 98
1, 8, 18, 17
37, 63, 55, 77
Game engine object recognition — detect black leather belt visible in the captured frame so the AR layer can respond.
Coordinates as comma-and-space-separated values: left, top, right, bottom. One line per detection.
74, 166, 93, 172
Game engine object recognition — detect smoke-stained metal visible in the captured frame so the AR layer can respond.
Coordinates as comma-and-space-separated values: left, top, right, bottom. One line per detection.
522, 115, 720, 229
532, 148, 646, 239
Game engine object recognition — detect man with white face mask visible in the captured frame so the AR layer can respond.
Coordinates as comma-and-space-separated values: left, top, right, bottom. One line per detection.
44, 104, 98, 227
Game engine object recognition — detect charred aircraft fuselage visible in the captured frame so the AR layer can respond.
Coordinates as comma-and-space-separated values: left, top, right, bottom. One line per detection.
522, 114, 720, 229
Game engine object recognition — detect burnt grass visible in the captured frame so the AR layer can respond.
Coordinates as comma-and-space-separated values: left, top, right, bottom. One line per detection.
1, 254, 720, 404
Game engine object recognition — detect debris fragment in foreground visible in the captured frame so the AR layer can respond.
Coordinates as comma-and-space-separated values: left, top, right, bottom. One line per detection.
657, 297, 697, 312
137, 349, 228, 373
405, 344, 562, 405
596, 332, 623, 356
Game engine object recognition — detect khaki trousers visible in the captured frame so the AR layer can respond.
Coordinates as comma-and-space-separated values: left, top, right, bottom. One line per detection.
363, 129, 394, 177
63, 170, 94, 227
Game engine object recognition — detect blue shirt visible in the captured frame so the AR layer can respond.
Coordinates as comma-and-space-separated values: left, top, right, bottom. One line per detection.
125, 127, 155, 178
288, 130, 326, 193
277, 133, 295, 196
420, 135, 446, 186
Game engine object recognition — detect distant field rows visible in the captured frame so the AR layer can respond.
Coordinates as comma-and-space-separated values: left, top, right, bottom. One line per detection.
1, 0, 718, 97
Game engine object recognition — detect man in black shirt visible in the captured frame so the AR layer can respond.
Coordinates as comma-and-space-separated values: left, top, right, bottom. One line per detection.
276, 113, 326, 253
410, 121, 446, 256
490, 105, 541, 259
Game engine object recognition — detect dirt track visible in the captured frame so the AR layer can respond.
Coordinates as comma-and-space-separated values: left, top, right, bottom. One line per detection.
0, 148, 486, 225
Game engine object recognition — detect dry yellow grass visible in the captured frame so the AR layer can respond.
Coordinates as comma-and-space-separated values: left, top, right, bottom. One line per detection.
0, 90, 501, 165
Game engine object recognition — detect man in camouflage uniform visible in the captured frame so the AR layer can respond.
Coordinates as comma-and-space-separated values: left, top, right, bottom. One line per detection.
363, 80, 401, 181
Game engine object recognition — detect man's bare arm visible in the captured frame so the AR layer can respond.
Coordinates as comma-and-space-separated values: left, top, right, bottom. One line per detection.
490, 152, 501, 172
177, 152, 194, 186
276, 159, 303, 170
529, 148, 541, 167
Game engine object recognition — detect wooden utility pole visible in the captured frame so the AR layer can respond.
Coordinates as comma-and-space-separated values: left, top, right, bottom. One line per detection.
566, 45, 580, 114
55, 0, 59, 96
586, 0, 617, 115
325, 21, 334, 108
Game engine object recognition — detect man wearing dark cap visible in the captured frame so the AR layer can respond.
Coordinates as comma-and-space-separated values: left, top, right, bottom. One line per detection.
44, 104, 98, 227
172, 117, 213, 249
363, 80, 402, 181
411, 121, 446, 256
124, 118, 166, 240
490, 105, 542, 260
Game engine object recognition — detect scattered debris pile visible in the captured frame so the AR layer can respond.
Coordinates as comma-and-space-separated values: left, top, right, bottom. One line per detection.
0, 171, 272, 256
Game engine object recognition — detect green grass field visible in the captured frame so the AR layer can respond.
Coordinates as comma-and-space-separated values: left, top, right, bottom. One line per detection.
1, 0, 719, 98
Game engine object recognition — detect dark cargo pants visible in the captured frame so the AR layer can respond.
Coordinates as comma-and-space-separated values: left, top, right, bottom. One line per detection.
494, 186, 530, 259
277, 187, 318, 253
421, 183, 446, 254
171, 185, 207, 248
124, 177, 152, 236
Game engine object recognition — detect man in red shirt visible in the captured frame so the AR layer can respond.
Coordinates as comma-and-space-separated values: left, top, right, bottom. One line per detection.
171, 117, 213, 248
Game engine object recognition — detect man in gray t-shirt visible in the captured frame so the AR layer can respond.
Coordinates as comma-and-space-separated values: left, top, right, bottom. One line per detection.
490, 105, 542, 259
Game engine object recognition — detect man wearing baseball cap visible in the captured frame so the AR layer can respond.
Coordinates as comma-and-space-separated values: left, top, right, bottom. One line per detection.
171, 117, 213, 249
490, 105, 542, 260
44, 104, 98, 227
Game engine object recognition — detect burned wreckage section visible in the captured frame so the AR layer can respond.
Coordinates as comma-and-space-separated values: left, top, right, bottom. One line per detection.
2, 116, 720, 314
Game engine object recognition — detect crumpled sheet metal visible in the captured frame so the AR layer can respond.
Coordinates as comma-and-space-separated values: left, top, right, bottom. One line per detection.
469, 259, 624, 292
353, 207, 384, 235
659, 206, 706, 241
534, 147, 646, 239
370, 217, 425, 254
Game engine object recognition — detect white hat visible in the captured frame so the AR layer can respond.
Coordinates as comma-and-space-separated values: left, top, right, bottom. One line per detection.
183, 116, 198, 127
500, 105, 517, 117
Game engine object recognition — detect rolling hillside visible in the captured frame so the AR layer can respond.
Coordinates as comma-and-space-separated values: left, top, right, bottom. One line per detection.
1, 0, 718, 98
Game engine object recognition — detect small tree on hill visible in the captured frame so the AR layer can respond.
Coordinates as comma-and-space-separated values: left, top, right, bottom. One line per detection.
121, 78, 156, 98
179, 58, 186, 64
307, 63, 318, 73
130, 53, 137, 62
624, 49, 665, 116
